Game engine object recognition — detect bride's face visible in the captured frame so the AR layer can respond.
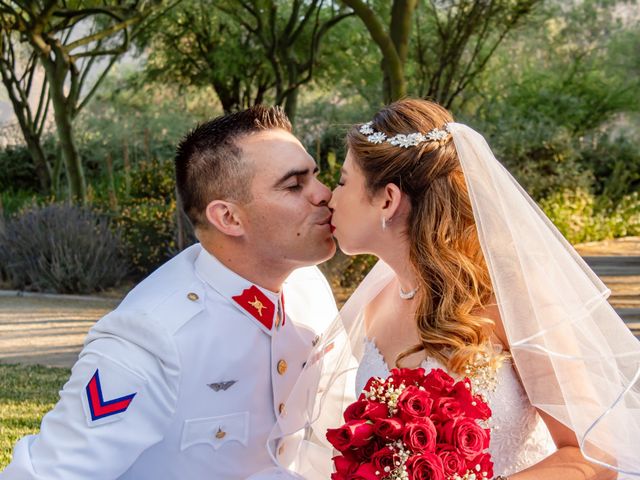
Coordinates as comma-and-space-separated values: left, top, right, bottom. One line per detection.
328, 151, 381, 255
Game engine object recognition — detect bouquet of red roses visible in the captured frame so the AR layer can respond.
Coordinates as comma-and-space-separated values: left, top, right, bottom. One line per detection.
326, 367, 493, 480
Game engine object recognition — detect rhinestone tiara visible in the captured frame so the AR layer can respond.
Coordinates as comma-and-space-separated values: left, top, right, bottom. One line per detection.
358, 121, 450, 148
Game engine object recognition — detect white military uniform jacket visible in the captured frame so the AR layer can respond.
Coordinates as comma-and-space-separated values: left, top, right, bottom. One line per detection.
2, 244, 338, 479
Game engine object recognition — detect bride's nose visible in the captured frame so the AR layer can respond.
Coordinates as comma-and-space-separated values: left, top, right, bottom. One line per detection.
328, 192, 336, 209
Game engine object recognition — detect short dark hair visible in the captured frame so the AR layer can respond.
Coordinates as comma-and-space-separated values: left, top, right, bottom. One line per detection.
175, 105, 292, 229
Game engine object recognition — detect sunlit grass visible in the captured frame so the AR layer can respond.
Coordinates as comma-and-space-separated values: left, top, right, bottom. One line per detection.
0, 364, 69, 469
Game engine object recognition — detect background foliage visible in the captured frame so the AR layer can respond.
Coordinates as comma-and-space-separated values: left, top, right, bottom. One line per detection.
0, 0, 638, 293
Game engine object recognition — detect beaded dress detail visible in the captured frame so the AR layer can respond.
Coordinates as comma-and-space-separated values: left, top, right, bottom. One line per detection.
355, 339, 556, 477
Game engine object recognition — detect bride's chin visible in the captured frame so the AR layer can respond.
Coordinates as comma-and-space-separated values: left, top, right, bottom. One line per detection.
335, 239, 359, 256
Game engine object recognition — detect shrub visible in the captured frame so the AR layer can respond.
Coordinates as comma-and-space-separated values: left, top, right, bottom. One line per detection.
0, 203, 128, 293
100, 159, 195, 278
540, 189, 640, 244
125, 158, 175, 202
111, 198, 182, 277
0, 144, 38, 192
579, 135, 640, 202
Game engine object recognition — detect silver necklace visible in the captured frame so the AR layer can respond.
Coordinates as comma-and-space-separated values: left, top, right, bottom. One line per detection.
398, 285, 418, 300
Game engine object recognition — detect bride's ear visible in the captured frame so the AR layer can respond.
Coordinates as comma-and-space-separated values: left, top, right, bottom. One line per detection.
378, 182, 403, 219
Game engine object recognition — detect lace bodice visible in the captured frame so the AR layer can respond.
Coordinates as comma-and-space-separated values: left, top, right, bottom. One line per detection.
356, 339, 556, 477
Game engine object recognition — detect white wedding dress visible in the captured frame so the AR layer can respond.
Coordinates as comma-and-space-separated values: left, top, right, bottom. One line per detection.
355, 338, 557, 477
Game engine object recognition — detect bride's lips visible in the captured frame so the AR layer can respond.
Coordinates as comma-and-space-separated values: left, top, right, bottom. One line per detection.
330, 223, 336, 233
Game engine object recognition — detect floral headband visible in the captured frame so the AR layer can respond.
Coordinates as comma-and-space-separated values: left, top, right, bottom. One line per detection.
358, 121, 451, 148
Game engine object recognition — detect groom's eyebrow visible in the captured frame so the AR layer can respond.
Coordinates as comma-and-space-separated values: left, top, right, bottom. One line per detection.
273, 166, 319, 187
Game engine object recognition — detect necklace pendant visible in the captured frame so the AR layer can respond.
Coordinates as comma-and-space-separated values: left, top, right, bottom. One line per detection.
398, 285, 418, 300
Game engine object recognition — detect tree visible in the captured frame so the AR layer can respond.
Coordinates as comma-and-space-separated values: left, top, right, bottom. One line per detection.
0, 30, 51, 191
413, 0, 541, 108
142, 0, 273, 114
142, 0, 353, 120
466, 0, 640, 198
341, 0, 540, 104
225, 0, 354, 120
0, 1, 167, 202
340, 0, 417, 103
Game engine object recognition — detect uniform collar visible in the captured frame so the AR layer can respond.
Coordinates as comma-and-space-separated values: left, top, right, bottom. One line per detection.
195, 247, 282, 336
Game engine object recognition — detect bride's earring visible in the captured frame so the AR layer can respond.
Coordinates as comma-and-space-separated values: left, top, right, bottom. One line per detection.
381, 217, 387, 230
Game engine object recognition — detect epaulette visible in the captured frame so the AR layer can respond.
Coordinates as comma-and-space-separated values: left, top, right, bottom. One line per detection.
146, 280, 206, 335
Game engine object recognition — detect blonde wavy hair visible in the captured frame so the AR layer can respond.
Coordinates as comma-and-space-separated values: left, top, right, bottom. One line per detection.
347, 98, 500, 375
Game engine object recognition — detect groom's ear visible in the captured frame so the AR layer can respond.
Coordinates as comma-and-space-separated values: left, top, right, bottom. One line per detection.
204, 200, 245, 237
380, 182, 403, 218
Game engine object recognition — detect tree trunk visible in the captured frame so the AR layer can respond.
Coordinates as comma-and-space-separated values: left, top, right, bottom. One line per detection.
213, 78, 241, 113
341, 0, 409, 103
387, 0, 416, 101
24, 135, 51, 192
281, 55, 301, 122
385, 56, 407, 101
382, 59, 392, 103
50, 89, 86, 202
43, 58, 86, 202
0, 65, 52, 192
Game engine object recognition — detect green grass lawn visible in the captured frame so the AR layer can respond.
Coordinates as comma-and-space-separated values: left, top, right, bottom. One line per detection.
0, 364, 70, 469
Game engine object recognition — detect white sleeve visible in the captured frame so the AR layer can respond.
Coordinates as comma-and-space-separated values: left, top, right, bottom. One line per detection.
1, 313, 180, 480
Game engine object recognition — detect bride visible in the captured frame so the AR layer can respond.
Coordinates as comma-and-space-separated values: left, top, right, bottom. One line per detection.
268, 98, 640, 480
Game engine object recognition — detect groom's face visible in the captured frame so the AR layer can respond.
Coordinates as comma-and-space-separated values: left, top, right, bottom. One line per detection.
236, 129, 336, 267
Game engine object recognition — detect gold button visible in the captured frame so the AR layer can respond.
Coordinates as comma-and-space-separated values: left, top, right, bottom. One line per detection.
187, 292, 199, 301
278, 403, 285, 415
277, 359, 288, 375
215, 428, 226, 439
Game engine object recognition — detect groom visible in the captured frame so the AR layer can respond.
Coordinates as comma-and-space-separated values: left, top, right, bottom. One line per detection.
1, 106, 337, 479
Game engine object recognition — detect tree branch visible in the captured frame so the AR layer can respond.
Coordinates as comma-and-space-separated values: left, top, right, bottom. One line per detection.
64, 14, 140, 52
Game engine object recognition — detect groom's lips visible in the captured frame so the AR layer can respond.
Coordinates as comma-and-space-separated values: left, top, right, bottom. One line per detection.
316, 215, 334, 234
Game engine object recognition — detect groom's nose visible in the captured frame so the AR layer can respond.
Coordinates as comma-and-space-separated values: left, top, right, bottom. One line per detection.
310, 177, 332, 206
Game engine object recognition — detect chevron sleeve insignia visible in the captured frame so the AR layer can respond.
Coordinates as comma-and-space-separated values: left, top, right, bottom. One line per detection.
86, 369, 137, 422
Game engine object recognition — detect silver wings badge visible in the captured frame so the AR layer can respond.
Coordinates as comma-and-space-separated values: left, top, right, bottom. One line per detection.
208, 380, 237, 392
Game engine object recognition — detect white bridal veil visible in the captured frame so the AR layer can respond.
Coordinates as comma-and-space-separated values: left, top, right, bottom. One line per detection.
267, 123, 640, 479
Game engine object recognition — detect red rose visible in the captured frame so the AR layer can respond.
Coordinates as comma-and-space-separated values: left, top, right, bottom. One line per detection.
403, 419, 437, 453
370, 445, 397, 477
347, 462, 379, 480
450, 381, 491, 421
359, 377, 384, 400
333, 455, 359, 476
373, 418, 404, 441
353, 437, 382, 462
389, 367, 426, 387
441, 418, 490, 459
396, 386, 434, 421
438, 447, 467, 477
423, 368, 455, 394
405, 452, 445, 480
433, 396, 464, 422
326, 420, 375, 451
469, 393, 492, 421
470, 452, 494, 479
450, 381, 474, 406
344, 400, 388, 422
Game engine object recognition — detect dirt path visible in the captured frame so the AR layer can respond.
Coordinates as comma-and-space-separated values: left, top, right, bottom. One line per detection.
1, 237, 638, 369
0, 296, 118, 368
